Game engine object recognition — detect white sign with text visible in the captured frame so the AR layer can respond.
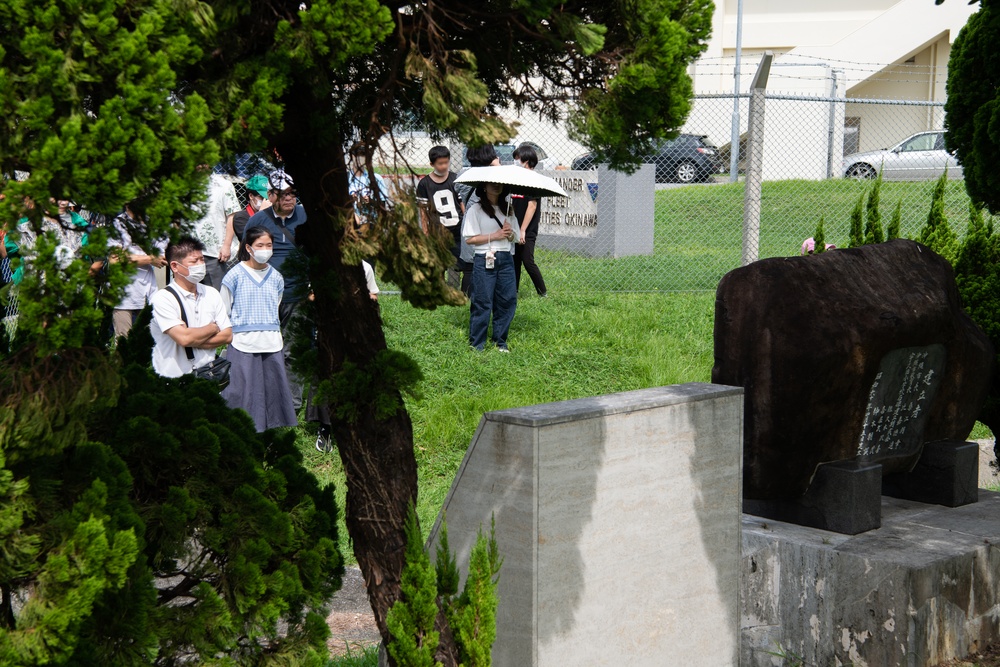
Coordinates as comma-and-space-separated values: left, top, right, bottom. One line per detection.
537, 170, 598, 238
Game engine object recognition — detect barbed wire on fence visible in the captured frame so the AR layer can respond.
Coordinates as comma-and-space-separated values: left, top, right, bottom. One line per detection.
217, 95, 971, 296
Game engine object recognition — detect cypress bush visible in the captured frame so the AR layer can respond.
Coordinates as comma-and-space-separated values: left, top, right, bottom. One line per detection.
387, 510, 501, 667
917, 171, 959, 264
886, 200, 902, 241
954, 203, 1000, 462
0, 330, 343, 665
848, 194, 865, 248
813, 218, 826, 254
864, 172, 885, 245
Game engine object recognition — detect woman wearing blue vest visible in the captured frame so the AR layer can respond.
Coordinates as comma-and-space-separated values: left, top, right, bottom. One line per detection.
220, 226, 297, 431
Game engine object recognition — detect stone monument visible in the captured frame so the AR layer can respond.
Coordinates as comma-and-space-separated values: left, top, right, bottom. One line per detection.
536, 165, 654, 258
713, 240, 994, 533
427, 384, 743, 666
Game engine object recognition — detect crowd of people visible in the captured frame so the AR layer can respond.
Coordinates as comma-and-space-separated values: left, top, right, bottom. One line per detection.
148, 169, 326, 441
0, 140, 548, 449
0, 195, 96, 335
417, 142, 548, 352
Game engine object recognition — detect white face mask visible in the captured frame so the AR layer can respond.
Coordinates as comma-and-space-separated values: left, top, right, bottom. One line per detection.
252, 248, 273, 264
181, 262, 206, 284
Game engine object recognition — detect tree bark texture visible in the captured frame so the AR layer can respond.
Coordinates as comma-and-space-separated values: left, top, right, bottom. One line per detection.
278, 98, 460, 666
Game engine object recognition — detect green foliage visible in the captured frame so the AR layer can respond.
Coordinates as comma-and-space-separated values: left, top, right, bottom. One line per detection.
848, 194, 865, 248
0, 349, 137, 665
345, 198, 466, 311
766, 641, 806, 667
388, 510, 501, 667
386, 507, 442, 667
887, 200, 903, 240
813, 217, 826, 254
918, 171, 960, 264
444, 519, 501, 667
554, 14, 608, 56
317, 349, 424, 425
954, 203, 1000, 441
864, 171, 885, 244
945, 0, 1000, 214
435, 517, 459, 598
0, 346, 343, 665
327, 644, 380, 667
2, 0, 715, 661
406, 50, 512, 149
568, 0, 715, 170
0, 0, 219, 354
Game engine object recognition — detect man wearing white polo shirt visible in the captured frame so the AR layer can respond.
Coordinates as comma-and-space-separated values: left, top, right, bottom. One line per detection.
150, 236, 232, 377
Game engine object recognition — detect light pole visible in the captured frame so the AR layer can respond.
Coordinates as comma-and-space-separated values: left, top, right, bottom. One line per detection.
728, 0, 744, 183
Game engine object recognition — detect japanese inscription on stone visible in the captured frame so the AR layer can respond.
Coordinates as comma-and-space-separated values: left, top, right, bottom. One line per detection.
857, 344, 946, 461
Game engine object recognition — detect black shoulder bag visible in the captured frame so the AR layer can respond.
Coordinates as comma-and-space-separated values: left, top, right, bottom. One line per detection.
167, 286, 231, 388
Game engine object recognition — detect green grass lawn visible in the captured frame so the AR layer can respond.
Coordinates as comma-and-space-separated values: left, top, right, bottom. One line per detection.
295, 176, 992, 563
326, 645, 379, 667
539, 178, 976, 292
296, 290, 717, 559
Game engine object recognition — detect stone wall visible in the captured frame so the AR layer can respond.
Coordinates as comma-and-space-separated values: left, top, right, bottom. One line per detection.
742, 493, 1000, 667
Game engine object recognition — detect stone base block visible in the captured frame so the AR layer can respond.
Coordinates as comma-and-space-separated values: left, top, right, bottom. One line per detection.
743, 461, 882, 535
883, 440, 979, 507
741, 492, 1000, 667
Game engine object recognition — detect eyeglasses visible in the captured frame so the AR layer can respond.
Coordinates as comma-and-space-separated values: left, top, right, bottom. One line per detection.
278, 190, 297, 199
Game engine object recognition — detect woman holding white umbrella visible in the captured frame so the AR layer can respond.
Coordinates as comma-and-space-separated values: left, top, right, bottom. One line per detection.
457, 164, 567, 352
462, 182, 519, 352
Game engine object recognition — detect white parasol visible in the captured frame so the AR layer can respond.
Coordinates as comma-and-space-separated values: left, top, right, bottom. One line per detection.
455, 165, 568, 198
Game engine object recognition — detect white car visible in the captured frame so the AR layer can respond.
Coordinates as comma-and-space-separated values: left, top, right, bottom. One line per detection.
842, 131, 962, 181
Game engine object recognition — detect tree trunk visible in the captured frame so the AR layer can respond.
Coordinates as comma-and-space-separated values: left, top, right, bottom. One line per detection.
277, 99, 460, 666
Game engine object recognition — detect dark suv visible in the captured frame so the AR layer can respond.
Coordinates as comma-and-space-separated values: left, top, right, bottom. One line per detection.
571, 134, 723, 183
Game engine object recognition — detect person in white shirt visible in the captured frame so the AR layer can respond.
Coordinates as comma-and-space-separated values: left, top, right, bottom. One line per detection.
108, 207, 167, 338
192, 172, 240, 289
462, 182, 519, 352
150, 236, 232, 378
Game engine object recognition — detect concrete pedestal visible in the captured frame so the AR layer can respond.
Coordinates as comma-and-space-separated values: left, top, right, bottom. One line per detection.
428, 383, 743, 667
742, 492, 1000, 667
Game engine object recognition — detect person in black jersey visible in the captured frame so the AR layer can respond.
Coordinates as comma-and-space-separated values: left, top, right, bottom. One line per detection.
416, 146, 465, 288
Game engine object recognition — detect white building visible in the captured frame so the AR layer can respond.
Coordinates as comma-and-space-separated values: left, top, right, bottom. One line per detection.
686, 0, 979, 179
377, 1, 981, 177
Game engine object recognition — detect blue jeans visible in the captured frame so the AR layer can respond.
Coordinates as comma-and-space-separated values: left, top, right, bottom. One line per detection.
470, 251, 517, 350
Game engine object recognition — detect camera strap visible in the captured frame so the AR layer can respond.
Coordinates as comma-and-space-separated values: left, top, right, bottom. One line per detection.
166, 285, 196, 361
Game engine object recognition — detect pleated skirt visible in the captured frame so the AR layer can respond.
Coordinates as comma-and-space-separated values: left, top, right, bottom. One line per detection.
221, 345, 297, 432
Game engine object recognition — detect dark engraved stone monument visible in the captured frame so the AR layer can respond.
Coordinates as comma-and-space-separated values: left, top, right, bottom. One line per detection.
857, 344, 946, 465
714, 240, 994, 533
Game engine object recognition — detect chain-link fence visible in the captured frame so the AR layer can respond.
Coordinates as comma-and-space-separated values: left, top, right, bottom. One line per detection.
440, 92, 968, 293
207, 72, 975, 296
1, 86, 973, 345
0, 253, 15, 340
